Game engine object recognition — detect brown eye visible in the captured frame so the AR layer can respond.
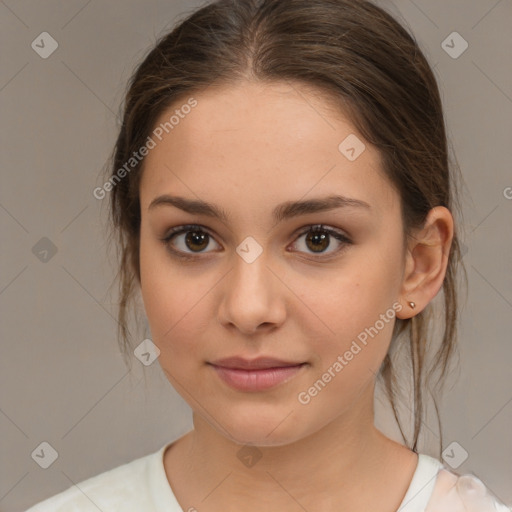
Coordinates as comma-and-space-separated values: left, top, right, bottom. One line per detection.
305, 229, 330, 252
184, 230, 209, 252
162, 224, 221, 257
291, 225, 352, 257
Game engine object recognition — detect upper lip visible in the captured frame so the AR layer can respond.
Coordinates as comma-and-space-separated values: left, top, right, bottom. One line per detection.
209, 357, 306, 370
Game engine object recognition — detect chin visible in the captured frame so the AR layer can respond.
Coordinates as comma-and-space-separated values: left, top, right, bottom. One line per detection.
227, 428, 301, 448
210, 406, 313, 448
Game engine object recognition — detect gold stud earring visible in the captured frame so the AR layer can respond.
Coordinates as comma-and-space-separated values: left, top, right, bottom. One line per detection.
408, 301, 416, 309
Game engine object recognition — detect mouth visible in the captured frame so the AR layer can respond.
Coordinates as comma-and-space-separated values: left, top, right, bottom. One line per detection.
207, 357, 308, 392
210, 356, 306, 370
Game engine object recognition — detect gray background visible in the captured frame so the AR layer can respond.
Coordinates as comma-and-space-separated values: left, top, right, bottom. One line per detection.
1, 0, 511, 510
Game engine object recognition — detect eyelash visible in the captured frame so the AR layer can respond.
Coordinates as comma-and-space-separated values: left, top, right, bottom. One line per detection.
160, 223, 352, 261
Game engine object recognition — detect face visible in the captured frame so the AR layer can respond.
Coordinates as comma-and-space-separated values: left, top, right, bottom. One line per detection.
138, 81, 406, 446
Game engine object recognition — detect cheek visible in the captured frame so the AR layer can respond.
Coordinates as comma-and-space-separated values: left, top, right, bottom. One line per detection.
295, 278, 397, 413
139, 233, 216, 362
295, 249, 401, 376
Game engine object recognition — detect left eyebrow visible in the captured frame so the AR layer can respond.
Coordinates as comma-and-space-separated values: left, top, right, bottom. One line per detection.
148, 194, 371, 224
273, 194, 371, 223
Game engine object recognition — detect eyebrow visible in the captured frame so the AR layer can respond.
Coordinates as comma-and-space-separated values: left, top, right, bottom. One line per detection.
148, 194, 371, 223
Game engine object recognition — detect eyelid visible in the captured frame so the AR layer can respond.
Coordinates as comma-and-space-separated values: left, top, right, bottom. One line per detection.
162, 223, 215, 240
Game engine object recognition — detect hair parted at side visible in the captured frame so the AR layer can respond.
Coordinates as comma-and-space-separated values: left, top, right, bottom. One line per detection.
105, 0, 467, 456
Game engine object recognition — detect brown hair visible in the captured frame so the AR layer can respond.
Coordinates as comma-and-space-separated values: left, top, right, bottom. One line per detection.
105, 0, 467, 456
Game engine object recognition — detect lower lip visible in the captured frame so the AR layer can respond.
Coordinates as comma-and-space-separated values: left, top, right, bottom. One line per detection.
210, 364, 306, 392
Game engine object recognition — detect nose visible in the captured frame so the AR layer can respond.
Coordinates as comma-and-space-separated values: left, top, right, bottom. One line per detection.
217, 248, 286, 335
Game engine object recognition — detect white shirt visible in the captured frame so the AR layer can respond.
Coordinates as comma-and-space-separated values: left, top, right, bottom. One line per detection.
25, 441, 511, 511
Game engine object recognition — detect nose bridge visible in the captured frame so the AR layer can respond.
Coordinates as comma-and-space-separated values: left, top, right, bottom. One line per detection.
231, 238, 272, 300
219, 237, 285, 331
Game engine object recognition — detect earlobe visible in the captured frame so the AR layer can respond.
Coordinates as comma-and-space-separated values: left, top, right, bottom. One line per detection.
396, 206, 454, 319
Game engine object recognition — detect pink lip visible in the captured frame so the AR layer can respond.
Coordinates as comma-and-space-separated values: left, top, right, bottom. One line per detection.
208, 357, 307, 392
210, 356, 305, 370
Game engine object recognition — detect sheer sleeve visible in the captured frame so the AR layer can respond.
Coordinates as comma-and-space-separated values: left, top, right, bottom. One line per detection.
425, 468, 511, 511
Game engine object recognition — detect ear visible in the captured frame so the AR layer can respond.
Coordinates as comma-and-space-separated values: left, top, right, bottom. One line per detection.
396, 206, 454, 319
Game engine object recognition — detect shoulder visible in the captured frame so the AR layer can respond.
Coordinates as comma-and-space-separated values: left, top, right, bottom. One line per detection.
24, 447, 161, 512
425, 463, 511, 512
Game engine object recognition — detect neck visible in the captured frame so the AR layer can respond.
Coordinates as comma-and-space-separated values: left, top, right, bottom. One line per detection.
164, 382, 416, 511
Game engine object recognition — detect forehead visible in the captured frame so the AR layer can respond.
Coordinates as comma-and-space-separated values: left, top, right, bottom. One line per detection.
139, 81, 398, 218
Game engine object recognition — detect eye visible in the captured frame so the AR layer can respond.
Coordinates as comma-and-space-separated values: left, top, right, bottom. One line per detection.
160, 223, 352, 261
161, 224, 220, 259
289, 224, 352, 258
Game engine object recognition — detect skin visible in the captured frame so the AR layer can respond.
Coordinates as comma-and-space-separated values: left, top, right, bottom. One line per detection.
138, 80, 454, 511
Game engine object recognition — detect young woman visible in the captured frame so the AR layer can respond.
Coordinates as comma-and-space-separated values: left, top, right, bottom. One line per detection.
26, 0, 511, 510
